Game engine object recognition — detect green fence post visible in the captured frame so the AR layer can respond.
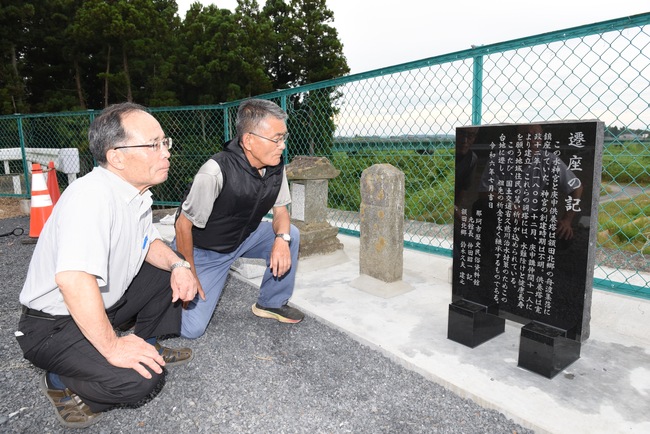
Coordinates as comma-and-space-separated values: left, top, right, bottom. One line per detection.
224, 108, 230, 142
16, 115, 31, 196
88, 109, 98, 168
280, 95, 289, 162
471, 53, 484, 126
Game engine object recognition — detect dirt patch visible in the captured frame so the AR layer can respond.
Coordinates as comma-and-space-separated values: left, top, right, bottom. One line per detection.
0, 198, 176, 222
0, 197, 28, 220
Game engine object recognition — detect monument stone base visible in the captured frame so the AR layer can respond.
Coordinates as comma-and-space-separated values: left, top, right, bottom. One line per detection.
447, 299, 505, 348
349, 274, 413, 299
292, 220, 343, 258
518, 321, 581, 379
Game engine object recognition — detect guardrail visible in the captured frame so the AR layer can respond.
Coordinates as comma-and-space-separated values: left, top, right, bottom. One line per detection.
0, 147, 80, 194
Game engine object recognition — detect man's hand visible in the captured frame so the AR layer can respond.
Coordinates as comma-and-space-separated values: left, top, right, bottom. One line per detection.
170, 266, 199, 303
270, 205, 292, 278
182, 278, 205, 309
172, 213, 205, 307
58, 270, 165, 380
104, 334, 165, 379
270, 237, 292, 277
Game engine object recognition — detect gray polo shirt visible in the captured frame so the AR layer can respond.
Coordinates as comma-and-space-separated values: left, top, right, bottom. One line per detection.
181, 159, 291, 228
20, 166, 160, 316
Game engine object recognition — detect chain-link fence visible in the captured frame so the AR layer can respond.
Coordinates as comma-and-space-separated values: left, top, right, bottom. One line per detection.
1, 13, 648, 297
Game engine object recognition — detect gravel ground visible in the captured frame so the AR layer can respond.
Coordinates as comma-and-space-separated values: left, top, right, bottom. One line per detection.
0, 215, 532, 434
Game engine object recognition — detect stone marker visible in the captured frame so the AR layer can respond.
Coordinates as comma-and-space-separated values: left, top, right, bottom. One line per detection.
448, 120, 604, 378
286, 156, 343, 257
349, 164, 412, 298
359, 164, 404, 282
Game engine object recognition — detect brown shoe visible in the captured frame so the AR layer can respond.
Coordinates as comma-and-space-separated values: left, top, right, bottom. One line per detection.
154, 342, 194, 367
40, 373, 103, 428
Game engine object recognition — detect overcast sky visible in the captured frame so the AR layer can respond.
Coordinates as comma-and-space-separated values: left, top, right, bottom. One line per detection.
175, 1, 649, 75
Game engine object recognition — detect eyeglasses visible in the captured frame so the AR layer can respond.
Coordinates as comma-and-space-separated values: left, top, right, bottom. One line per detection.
248, 131, 289, 144
113, 137, 173, 152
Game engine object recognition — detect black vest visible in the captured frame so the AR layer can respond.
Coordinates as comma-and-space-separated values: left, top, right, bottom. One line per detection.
190, 138, 284, 253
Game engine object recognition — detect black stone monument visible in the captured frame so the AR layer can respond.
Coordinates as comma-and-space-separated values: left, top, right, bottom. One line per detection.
448, 120, 604, 378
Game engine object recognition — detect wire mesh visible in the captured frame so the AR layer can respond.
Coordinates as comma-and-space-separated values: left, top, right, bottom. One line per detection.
1, 14, 648, 295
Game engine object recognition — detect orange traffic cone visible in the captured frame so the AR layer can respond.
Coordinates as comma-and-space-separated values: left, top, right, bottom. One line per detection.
47, 161, 61, 205
28, 163, 54, 238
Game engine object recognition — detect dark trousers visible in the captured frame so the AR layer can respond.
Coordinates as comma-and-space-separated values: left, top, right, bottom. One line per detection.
16, 261, 182, 412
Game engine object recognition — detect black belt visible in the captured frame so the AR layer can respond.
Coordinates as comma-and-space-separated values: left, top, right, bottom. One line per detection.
22, 306, 58, 320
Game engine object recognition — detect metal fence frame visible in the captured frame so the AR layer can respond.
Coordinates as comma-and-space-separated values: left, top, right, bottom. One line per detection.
1, 12, 649, 298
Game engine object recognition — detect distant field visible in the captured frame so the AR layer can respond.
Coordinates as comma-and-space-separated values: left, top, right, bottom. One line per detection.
326, 140, 649, 254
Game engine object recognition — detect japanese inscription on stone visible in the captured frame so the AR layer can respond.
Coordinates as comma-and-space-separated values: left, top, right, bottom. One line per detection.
452, 121, 603, 340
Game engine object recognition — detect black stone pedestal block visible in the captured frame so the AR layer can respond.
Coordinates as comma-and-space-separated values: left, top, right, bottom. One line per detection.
518, 321, 581, 378
447, 299, 505, 348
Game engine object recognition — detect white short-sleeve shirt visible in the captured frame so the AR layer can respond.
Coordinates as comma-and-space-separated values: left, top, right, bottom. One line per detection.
20, 166, 160, 316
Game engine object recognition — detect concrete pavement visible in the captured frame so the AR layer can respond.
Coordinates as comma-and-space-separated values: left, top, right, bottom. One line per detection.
156, 222, 650, 434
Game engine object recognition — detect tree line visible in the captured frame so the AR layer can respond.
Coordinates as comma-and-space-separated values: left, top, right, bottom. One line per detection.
0, 0, 350, 115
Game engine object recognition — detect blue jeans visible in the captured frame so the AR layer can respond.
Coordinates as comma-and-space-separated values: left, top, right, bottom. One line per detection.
173, 221, 300, 339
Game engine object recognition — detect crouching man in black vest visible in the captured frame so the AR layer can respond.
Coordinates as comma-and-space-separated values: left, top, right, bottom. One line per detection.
174, 99, 303, 339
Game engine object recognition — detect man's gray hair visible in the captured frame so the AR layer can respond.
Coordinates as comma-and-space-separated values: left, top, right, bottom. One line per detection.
236, 99, 288, 138
88, 102, 147, 166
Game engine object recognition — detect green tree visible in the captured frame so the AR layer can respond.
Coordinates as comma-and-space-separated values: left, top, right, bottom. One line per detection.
262, 0, 349, 156
231, 0, 274, 98
262, 0, 349, 89
0, 0, 351, 113
115, 0, 179, 104
176, 4, 234, 104
60, 0, 100, 110
72, 0, 118, 107
25, 0, 89, 113
139, 0, 182, 107
71, 0, 161, 107
289, 0, 348, 85
177, 2, 272, 104
0, 1, 35, 114
260, 0, 296, 89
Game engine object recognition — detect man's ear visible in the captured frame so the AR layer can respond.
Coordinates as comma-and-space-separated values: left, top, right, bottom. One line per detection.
106, 148, 126, 171
242, 132, 253, 151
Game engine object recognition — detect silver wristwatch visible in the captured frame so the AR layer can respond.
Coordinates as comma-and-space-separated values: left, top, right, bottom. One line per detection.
275, 233, 291, 243
170, 260, 191, 271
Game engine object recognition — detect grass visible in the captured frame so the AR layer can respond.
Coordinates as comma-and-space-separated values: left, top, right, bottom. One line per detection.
598, 194, 650, 254
327, 144, 649, 255
602, 142, 650, 184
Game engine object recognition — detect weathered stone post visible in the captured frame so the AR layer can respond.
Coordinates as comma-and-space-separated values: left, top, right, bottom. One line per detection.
286, 156, 343, 257
351, 164, 412, 297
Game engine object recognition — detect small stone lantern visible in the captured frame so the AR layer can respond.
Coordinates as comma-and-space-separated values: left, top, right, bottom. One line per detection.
286, 156, 343, 258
